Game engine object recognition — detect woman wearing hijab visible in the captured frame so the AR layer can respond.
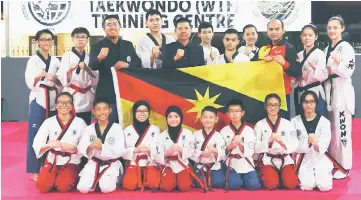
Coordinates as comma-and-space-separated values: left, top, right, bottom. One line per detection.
122, 100, 161, 192
156, 106, 205, 192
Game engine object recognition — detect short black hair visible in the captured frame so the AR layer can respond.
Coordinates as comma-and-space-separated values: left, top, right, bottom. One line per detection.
93, 98, 111, 108
201, 106, 218, 116
242, 24, 258, 34
71, 27, 90, 38
328, 15, 345, 27
301, 23, 318, 36
174, 17, 191, 28
267, 19, 284, 29
35, 29, 54, 40
102, 14, 121, 28
198, 22, 213, 33
224, 28, 240, 39
146, 9, 162, 21
55, 92, 74, 104
226, 99, 245, 111
265, 93, 281, 105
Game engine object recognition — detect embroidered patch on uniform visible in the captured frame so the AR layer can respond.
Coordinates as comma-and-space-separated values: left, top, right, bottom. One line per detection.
54, 131, 58, 136
213, 144, 217, 148
296, 129, 302, 139
341, 138, 347, 147
348, 59, 354, 69
281, 131, 285, 136
32, 124, 37, 128
182, 135, 186, 140
107, 137, 115, 145
337, 46, 343, 53
290, 130, 297, 138
189, 141, 196, 149
248, 141, 255, 149
166, 137, 169, 140
73, 130, 77, 135
227, 135, 231, 139
127, 132, 131, 136
127, 56, 131, 62
90, 135, 96, 142
151, 132, 155, 137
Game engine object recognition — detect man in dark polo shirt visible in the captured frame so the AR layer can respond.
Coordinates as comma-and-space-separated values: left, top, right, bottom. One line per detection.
162, 17, 205, 69
89, 15, 141, 123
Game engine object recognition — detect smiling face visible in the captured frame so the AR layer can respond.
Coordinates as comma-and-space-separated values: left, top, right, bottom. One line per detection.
93, 102, 112, 122
200, 110, 218, 129
55, 95, 73, 115
167, 112, 181, 127
243, 26, 258, 46
135, 105, 149, 123
36, 33, 53, 52
327, 19, 344, 41
103, 18, 120, 39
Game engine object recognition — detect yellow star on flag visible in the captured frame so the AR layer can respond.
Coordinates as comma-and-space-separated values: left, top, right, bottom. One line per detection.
186, 87, 223, 121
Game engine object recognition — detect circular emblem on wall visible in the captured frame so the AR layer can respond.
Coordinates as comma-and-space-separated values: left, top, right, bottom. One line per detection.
252, 1, 299, 27
28, 1, 71, 26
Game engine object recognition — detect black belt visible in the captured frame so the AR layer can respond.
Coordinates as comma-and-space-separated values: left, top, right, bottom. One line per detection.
297, 81, 321, 92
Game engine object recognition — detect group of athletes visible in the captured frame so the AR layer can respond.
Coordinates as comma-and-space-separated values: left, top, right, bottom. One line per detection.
24, 9, 355, 193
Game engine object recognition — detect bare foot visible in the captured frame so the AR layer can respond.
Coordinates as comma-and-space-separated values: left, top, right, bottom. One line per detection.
29, 173, 38, 182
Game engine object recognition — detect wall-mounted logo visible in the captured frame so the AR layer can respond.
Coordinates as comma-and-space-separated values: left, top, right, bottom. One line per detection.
252, 1, 299, 27
26, 1, 71, 26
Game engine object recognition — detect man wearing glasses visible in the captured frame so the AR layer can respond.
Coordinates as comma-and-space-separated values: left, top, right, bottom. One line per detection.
89, 15, 141, 124
58, 27, 98, 125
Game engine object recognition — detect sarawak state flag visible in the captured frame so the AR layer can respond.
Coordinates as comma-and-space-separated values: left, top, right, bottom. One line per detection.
112, 61, 287, 132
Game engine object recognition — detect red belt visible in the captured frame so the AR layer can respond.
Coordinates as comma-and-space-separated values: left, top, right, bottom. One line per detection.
69, 84, 92, 95
39, 84, 58, 118
90, 157, 118, 191
165, 156, 207, 193
125, 154, 149, 191
224, 154, 255, 192
48, 149, 74, 174
198, 163, 215, 192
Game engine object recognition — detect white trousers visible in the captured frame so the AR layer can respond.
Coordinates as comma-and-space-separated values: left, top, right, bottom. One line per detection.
298, 167, 333, 191
329, 109, 353, 169
77, 160, 123, 193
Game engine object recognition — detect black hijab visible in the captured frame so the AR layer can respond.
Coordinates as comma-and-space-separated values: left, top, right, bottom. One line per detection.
166, 106, 183, 143
132, 100, 150, 135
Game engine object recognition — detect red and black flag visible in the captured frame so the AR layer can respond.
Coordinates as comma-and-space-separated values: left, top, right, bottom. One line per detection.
112, 61, 287, 132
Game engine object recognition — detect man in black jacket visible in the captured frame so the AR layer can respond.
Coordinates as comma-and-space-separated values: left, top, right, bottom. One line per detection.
89, 15, 141, 123
162, 17, 205, 69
